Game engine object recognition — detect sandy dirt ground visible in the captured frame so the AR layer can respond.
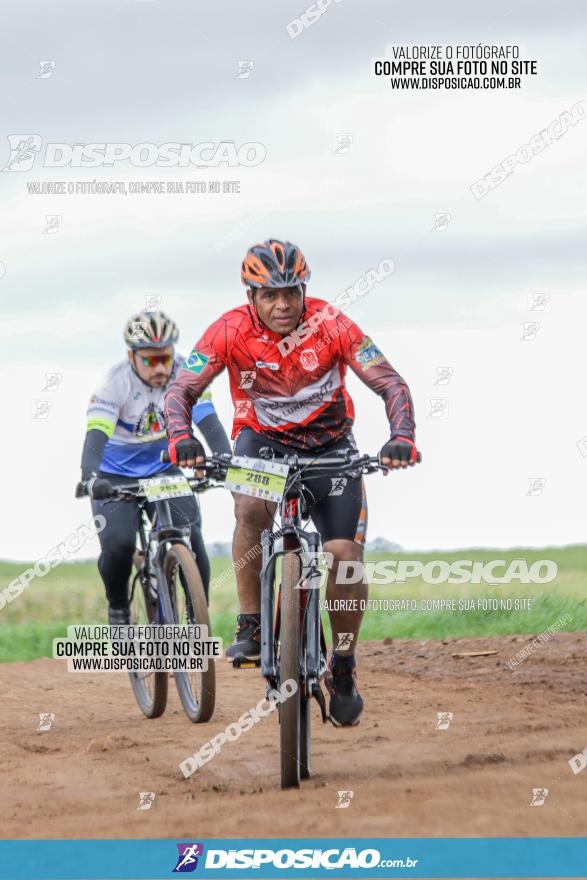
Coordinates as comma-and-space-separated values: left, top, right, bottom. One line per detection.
1, 632, 586, 863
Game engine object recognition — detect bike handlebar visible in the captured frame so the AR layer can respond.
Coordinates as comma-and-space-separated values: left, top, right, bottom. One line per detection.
160, 448, 421, 472
280, 451, 421, 468
76, 447, 420, 500
74, 470, 222, 501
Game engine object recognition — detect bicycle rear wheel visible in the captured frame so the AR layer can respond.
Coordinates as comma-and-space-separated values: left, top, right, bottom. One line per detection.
279, 551, 302, 789
164, 543, 216, 723
128, 570, 168, 718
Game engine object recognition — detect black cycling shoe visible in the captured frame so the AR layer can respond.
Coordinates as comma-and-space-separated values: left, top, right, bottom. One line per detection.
324, 656, 364, 727
108, 606, 131, 627
225, 614, 261, 663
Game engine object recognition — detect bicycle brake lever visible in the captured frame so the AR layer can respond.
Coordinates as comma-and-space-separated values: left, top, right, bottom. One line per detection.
108, 490, 134, 503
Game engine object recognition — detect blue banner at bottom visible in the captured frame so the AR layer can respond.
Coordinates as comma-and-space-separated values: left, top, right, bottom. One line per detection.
0, 838, 585, 879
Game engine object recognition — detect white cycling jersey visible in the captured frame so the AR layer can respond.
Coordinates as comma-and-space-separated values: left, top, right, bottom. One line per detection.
86, 355, 214, 477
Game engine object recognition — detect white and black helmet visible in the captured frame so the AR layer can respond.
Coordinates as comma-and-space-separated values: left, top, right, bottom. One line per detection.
123, 311, 179, 350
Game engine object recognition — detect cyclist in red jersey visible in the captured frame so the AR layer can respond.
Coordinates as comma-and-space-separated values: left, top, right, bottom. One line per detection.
164, 239, 419, 726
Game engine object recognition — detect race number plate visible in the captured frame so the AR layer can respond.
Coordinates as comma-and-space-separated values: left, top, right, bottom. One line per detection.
139, 475, 193, 501
224, 455, 289, 503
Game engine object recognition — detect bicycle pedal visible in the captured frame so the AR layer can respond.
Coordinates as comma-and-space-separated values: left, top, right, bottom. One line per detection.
232, 658, 261, 669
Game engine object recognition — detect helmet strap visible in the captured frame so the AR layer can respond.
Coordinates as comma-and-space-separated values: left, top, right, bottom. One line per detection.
294, 283, 307, 329
248, 290, 265, 333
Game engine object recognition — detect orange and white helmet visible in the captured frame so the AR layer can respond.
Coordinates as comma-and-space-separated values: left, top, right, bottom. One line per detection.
241, 239, 311, 289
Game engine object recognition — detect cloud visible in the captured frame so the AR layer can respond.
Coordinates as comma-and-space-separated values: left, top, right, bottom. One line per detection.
0, 0, 584, 557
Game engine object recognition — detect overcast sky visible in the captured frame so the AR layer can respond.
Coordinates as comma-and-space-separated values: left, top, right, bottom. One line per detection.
1, 0, 585, 561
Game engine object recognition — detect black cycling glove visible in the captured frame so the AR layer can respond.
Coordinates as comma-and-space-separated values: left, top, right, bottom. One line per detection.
380, 436, 418, 465
169, 434, 206, 467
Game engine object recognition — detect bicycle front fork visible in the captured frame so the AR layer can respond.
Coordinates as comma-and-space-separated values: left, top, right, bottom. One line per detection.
260, 528, 324, 689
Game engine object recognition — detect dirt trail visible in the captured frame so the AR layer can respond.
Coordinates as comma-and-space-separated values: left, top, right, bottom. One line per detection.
1, 633, 586, 842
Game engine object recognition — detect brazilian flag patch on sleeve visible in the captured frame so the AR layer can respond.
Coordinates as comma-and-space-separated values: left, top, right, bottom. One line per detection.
183, 348, 209, 374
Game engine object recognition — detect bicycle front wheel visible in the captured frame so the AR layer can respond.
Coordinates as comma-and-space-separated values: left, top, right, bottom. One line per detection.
164, 543, 216, 723
128, 571, 168, 718
279, 551, 302, 789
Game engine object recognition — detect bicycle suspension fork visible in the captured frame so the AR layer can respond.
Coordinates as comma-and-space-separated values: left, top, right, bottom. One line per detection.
259, 524, 324, 693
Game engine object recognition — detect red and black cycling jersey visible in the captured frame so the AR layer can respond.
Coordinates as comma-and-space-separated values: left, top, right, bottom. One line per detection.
165, 297, 415, 452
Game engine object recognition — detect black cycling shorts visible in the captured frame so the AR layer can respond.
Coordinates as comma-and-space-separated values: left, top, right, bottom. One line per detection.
233, 428, 368, 546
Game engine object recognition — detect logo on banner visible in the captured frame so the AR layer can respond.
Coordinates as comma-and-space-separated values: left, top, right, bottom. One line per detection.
173, 843, 204, 872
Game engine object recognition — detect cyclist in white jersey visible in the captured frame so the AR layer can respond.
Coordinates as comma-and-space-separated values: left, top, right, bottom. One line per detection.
80, 311, 231, 626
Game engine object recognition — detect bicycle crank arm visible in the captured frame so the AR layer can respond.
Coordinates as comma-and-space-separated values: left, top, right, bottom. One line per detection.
311, 681, 330, 725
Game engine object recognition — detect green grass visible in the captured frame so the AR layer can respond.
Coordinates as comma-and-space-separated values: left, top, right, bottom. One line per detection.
0, 547, 586, 662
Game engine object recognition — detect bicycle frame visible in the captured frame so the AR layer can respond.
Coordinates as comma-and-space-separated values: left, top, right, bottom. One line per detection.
135, 496, 193, 625
260, 483, 325, 702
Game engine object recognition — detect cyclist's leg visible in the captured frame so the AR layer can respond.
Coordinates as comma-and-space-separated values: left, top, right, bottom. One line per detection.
232, 493, 274, 611
232, 428, 280, 612
308, 475, 367, 654
303, 438, 368, 725
91, 473, 140, 622
228, 429, 278, 660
